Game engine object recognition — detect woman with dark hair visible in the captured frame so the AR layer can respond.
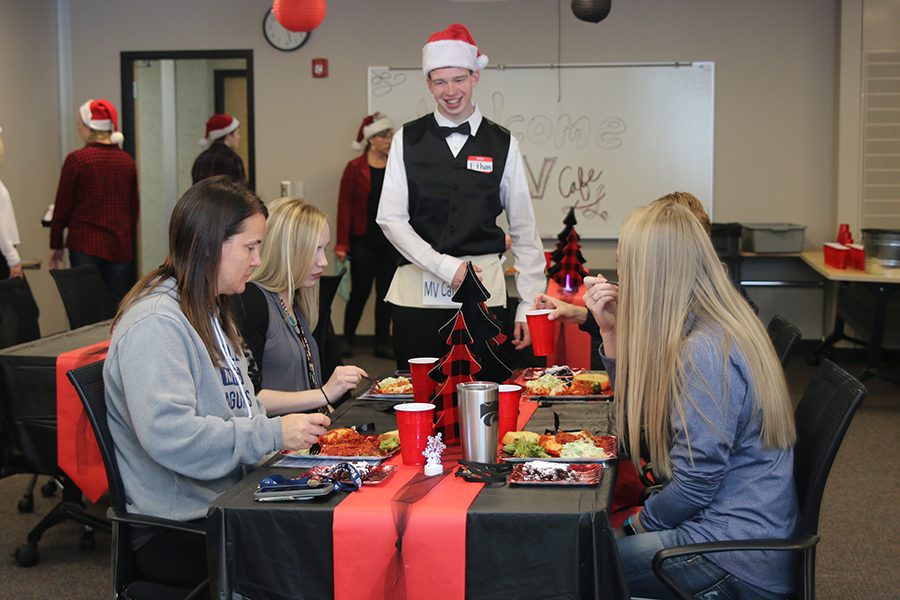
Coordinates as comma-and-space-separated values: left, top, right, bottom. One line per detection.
335, 112, 398, 358
104, 176, 329, 588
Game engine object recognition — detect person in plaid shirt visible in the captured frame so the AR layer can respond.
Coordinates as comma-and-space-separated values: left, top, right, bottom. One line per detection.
191, 114, 247, 187
49, 99, 138, 304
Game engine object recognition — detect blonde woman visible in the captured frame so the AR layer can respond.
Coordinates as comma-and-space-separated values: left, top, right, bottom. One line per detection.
586, 200, 797, 598
234, 197, 367, 414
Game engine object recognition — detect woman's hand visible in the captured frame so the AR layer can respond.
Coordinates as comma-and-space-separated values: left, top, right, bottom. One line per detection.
533, 293, 588, 324
322, 365, 369, 402
280, 412, 331, 450
583, 276, 618, 334
334, 249, 348, 261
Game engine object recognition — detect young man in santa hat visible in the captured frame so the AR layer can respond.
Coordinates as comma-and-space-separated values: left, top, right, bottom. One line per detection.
191, 114, 247, 187
49, 99, 139, 305
376, 23, 545, 369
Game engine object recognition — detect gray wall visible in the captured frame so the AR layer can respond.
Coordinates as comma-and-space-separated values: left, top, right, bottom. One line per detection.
0, 0, 883, 335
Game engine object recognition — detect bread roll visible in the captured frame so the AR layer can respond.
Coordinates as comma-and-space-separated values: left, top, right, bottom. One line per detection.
501, 431, 539, 446
573, 372, 610, 390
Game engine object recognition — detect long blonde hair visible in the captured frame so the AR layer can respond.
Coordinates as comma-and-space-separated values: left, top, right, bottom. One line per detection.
615, 201, 795, 479
251, 197, 325, 329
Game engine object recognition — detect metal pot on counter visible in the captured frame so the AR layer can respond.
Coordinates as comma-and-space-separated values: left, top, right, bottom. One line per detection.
862, 229, 900, 272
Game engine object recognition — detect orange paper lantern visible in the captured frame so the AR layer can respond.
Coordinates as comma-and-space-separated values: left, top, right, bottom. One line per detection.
273, 0, 327, 33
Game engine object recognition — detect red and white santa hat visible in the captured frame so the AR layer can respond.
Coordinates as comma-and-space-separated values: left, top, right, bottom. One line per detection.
200, 114, 240, 148
79, 99, 124, 146
422, 23, 489, 77
351, 112, 394, 151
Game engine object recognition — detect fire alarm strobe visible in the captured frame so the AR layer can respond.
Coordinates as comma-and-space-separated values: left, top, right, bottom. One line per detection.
312, 58, 328, 78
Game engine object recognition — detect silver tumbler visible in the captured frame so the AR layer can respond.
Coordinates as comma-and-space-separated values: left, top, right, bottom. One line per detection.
457, 381, 500, 463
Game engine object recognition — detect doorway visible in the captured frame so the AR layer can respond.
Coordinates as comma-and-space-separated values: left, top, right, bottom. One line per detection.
120, 50, 255, 275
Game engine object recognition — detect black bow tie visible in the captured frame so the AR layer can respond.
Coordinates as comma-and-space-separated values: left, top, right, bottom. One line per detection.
438, 122, 471, 137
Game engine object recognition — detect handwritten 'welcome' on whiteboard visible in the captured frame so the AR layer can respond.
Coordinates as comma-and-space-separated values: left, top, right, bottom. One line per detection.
368, 63, 714, 239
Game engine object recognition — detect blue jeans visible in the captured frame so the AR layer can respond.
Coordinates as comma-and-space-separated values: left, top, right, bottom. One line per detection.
617, 529, 784, 599
68, 250, 134, 306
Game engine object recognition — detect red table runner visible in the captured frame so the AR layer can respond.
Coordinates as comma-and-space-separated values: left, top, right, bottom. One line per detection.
333, 392, 539, 600
56, 340, 110, 502
545, 278, 592, 369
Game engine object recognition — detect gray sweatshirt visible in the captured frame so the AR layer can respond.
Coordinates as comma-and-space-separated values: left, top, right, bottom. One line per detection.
104, 278, 283, 521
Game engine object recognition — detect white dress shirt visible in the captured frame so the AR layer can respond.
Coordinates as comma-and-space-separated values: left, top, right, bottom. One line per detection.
377, 106, 545, 322
0, 179, 21, 269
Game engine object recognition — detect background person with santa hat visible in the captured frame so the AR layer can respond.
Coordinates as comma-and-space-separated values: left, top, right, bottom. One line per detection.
49, 99, 139, 304
335, 112, 399, 359
191, 113, 246, 187
376, 23, 545, 369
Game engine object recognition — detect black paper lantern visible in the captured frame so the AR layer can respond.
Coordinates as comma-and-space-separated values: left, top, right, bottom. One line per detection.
571, 0, 611, 23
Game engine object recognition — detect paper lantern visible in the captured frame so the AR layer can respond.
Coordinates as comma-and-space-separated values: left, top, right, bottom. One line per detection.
571, 0, 611, 23
273, 0, 327, 33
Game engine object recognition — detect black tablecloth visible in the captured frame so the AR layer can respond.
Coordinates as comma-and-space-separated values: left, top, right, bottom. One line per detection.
208, 398, 628, 600
0, 322, 110, 477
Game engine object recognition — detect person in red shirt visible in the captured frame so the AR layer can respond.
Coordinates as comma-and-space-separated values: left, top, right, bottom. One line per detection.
49, 99, 139, 305
335, 113, 398, 359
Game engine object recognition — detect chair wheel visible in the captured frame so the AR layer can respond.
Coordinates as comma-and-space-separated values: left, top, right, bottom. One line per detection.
40, 479, 59, 497
15, 543, 39, 567
17, 495, 34, 513
79, 530, 96, 551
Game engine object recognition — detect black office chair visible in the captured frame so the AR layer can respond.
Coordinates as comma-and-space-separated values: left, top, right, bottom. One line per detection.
314, 268, 346, 388
651, 359, 867, 600
50, 264, 116, 329
0, 276, 57, 513
768, 314, 803, 369
67, 360, 208, 600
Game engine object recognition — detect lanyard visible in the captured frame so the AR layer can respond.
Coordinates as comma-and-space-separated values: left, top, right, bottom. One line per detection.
277, 295, 320, 389
211, 316, 253, 418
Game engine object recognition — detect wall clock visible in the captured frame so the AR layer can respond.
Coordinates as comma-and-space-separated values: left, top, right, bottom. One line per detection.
263, 8, 310, 52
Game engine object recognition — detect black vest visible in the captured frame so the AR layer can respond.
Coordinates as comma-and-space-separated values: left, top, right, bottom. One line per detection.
402, 114, 509, 258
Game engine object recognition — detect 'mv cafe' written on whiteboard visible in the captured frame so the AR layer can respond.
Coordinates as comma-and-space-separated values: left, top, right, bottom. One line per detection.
369, 63, 715, 238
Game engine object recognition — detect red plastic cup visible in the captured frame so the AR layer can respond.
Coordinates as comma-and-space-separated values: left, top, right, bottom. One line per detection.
526, 309, 555, 356
394, 403, 435, 466
497, 384, 522, 444
409, 357, 439, 404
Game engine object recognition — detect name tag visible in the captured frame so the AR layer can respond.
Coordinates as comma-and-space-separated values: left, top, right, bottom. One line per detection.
422, 271, 461, 307
467, 155, 493, 173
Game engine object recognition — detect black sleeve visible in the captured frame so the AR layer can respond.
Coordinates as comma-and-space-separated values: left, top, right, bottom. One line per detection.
578, 310, 601, 336
233, 284, 269, 392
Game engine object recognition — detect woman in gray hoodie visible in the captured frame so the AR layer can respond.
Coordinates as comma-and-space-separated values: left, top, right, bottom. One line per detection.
104, 176, 330, 590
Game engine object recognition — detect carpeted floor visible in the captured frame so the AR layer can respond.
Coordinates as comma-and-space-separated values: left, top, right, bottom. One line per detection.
1, 342, 897, 599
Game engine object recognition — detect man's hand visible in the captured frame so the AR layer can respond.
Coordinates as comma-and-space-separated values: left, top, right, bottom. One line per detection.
334, 249, 347, 262
280, 412, 331, 451
512, 320, 531, 350
532, 293, 588, 325
48, 249, 64, 270
9, 264, 24, 278
451, 261, 482, 290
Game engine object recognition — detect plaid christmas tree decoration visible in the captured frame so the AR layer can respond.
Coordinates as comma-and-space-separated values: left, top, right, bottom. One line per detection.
430, 312, 480, 443
547, 208, 590, 289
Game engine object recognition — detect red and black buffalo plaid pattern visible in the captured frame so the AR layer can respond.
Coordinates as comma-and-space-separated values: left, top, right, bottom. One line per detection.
548, 229, 590, 289
50, 144, 139, 262
429, 312, 481, 444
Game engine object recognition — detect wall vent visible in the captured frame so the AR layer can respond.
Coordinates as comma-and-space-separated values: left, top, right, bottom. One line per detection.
861, 51, 900, 230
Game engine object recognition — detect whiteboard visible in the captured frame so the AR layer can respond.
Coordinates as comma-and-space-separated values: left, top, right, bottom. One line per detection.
368, 63, 714, 239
